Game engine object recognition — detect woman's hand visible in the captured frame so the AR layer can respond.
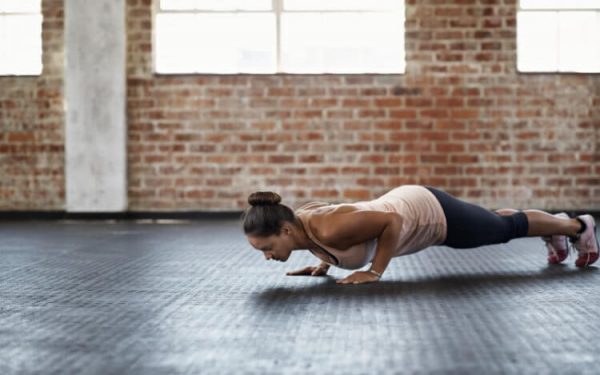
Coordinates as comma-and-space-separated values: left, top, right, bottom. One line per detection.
286, 264, 329, 277
336, 271, 380, 285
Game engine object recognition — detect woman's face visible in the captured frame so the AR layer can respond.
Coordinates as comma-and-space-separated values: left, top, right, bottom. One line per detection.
247, 228, 295, 262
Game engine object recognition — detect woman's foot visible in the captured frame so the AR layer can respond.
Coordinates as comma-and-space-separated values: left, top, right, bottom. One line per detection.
542, 212, 570, 264
569, 215, 599, 267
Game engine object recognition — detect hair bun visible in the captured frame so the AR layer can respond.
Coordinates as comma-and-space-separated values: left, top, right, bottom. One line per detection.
248, 191, 282, 207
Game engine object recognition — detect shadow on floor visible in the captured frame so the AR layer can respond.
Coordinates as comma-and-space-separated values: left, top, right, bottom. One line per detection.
255, 265, 598, 303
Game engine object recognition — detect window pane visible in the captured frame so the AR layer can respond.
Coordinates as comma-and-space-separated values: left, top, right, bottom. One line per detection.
558, 11, 600, 72
160, 0, 271, 11
0, 0, 40, 13
284, 0, 402, 11
155, 13, 276, 73
0, 14, 42, 75
281, 12, 404, 73
520, 0, 600, 10
516, 11, 558, 72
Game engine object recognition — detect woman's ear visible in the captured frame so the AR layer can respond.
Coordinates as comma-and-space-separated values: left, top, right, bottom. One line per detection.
282, 222, 296, 236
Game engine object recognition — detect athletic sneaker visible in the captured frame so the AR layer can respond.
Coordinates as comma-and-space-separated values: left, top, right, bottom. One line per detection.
542, 212, 570, 264
569, 214, 599, 267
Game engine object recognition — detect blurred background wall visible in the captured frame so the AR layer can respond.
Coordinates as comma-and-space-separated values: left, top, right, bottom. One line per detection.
1, 0, 598, 212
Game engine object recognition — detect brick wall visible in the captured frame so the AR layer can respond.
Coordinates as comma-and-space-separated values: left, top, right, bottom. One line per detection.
0, 0, 64, 209
2, 0, 599, 211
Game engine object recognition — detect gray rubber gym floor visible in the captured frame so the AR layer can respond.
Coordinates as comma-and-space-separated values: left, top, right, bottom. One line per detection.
1, 219, 599, 375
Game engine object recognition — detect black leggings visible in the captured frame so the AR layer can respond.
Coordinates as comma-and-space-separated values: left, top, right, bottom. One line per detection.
424, 186, 529, 249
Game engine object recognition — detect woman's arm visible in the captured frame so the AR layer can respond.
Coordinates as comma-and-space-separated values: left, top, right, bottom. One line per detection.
311, 210, 402, 250
317, 210, 403, 278
316, 210, 403, 252
369, 218, 403, 275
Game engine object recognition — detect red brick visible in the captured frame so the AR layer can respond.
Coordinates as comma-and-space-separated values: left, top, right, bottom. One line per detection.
421, 154, 449, 163
358, 109, 386, 118
267, 87, 295, 96
436, 98, 464, 107
406, 98, 433, 107
342, 167, 370, 174
451, 109, 480, 119
375, 98, 403, 107
343, 189, 371, 200
374, 167, 401, 174
361, 88, 387, 96
435, 121, 466, 130
421, 109, 449, 118
310, 98, 338, 107
251, 144, 277, 152
434, 166, 460, 174
8, 132, 35, 142
451, 155, 480, 163
342, 98, 370, 107
293, 110, 322, 119
563, 166, 591, 174
390, 110, 417, 119
326, 110, 353, 119
390, 132, 419, 141
269, 155, 295, 163
436, 143, 465, 152
421, 131, 449, 141
370, 121, 398, 131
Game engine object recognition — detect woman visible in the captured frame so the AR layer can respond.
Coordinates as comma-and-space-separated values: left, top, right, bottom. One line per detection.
241, 185, 598, 285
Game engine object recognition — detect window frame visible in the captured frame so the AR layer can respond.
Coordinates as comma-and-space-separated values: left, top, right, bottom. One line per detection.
152, 0, 406, 75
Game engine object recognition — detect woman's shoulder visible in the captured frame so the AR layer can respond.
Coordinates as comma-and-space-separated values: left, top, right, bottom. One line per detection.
297, 202, 368, 249
297, 201, 366, 216
296, 201, 331, 212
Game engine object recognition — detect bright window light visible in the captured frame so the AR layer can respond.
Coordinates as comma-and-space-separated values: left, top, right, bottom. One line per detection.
282, 12, 404, 74
0, 0, 42, 76
155, 0, 405, 74
517, 12, 559, 72
160, 0, 271, 11
520, 0, 600, 10
284, 0, 403, 11
0, 0, 40, 13
558, 11, 600, 72
155, 13, 277, 74
517, 0, 600, 73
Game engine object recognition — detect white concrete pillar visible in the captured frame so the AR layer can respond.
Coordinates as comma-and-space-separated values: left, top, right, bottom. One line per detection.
64, 0, 127, 212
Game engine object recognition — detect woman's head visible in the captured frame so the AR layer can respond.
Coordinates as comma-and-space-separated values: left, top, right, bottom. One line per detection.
241, 191, 301, 262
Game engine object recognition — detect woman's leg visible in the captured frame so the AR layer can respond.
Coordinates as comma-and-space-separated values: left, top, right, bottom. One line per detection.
424, 186, 530, 248
496, 207, 599, 267
495, 208, 582, 238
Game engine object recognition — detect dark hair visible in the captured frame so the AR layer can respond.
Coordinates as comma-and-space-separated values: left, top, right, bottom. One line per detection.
241, 191, 297, 237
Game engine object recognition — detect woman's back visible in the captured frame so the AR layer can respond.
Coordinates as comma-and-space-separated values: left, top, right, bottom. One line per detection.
295, 185, 447, 269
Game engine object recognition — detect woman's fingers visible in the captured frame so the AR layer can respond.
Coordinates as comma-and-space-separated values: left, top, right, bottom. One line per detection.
286, 266, 314, 276
286, 265, 329, 276
310, 268, 327, 276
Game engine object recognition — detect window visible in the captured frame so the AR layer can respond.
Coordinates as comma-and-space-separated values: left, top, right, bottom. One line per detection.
0, 0, 42, 75
517, 0, 600, 73
155, 0, 405, 74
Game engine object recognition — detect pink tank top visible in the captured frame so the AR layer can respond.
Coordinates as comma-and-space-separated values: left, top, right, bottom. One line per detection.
295, 185, 447, 270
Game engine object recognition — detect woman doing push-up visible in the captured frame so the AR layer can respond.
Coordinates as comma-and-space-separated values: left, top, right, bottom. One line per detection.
241, 185, 599, 285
